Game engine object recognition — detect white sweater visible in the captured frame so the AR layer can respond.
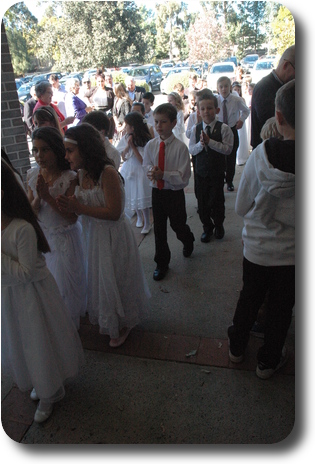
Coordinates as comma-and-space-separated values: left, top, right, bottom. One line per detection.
235, 141, 295, 266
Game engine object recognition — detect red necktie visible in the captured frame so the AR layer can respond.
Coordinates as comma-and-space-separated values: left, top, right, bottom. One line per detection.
157, 141, 165, 190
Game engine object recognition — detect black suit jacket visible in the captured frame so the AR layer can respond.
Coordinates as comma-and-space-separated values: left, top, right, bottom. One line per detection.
133, 86, 146, 102
24, 97, 37, 133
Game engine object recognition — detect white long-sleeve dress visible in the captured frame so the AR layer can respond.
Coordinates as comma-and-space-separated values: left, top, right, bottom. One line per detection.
1, 218, 84, 403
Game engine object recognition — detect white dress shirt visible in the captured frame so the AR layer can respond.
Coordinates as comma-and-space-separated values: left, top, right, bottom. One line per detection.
217, 93, 250, 127
189, 119, 234, 156
143, 134, 191, 190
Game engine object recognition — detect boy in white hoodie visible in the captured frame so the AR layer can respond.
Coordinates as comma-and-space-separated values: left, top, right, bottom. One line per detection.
228, 80, 295, 379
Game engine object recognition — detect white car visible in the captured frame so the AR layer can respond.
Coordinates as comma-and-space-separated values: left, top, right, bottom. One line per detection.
207, 62, 236, 92
250, 59, 275, 84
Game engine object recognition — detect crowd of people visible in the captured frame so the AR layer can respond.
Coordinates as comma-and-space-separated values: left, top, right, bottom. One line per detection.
2, 45, 295, 423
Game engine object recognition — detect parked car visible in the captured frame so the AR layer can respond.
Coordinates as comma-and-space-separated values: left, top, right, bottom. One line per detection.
250, 59, 276, 84
15, 78, 24, 89
223, 56, 238, 68
128, 64, 163, 92
207, 62, 236, 92
60, 72, 84, 86
17, 82, 32, 104
160, 62, 176, 76
240, 54, 259, 72
30, 72, 62, 86
160, 67, 195, 94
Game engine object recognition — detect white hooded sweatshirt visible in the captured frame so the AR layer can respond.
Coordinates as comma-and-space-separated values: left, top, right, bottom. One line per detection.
235, 140, 295, 267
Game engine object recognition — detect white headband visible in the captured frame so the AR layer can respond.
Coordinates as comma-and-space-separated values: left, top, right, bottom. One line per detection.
64, 137, 78, 145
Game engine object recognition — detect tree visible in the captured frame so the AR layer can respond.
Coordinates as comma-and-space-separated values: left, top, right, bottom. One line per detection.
3, 2, 38, 74
52, 1, 149, 70
155, 1, 191, 61
210, 1, 268, 57
270, 5, 295, 55
186, 8, 230, 64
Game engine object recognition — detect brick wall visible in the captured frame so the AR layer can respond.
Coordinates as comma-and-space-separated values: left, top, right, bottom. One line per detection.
1, 21, 31, 180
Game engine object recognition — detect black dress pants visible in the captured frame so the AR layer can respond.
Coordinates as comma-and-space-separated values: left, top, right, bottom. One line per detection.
228, 257, 295, 368
194, 173, 225, 232
152, 188, 194, 269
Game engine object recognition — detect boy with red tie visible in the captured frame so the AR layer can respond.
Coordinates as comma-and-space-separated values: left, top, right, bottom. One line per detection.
143, 103, 195, 281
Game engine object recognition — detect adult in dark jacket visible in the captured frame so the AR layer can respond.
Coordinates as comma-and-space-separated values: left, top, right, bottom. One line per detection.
251, 45, 295, 149
125, 76, 146, 102
23, 85, 37, 135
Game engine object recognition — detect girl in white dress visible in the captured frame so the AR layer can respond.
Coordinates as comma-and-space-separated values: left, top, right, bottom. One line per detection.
27, 127, 86, 329
231, 82, 250, 165
56, 124, 150, 348
116, 111, 152, 234
1, 161, 84, 423
167, 92, 190, 147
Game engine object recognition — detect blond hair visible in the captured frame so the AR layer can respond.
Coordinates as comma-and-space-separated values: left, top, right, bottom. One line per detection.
260, 117, 283, 141
168, 91, 185, 111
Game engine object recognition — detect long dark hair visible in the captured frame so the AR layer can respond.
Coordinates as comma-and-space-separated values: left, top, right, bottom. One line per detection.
33, 106, 63, 136
64, 123, 114, 183
124, 111, 152, 147
32, 127, 70, 171
1, 160, 50, 253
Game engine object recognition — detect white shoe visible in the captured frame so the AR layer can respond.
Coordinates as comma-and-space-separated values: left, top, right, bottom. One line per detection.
34, 401, 53, 423
229, 350, 244, 363
141, 225, 151, 234
30, 388, 39, 401
136, 219, 143, 228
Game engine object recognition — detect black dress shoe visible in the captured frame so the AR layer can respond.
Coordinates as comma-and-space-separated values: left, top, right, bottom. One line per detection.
153, 267, 168, 281
200, 230, 213, 243
183, 235, 195, 257
227, 183, 234, 191
214, 225, 225, 239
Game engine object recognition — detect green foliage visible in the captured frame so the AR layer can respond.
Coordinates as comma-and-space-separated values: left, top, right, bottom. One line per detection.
112, 71, 127, 84
4, 1, 294, 78
111, 72, 149, 92
163, 71, 190, 94
271, 6, 295, 55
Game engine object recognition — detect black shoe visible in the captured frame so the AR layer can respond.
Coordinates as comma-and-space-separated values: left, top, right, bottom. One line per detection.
214, 225, 225, 239
153, 266, 168, 281
200, 230, 213, 243
183, 235, 195, 257
227, 183, 234, 191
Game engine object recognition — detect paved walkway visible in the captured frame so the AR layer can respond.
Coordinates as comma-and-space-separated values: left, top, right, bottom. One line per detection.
1, 165, 295, 444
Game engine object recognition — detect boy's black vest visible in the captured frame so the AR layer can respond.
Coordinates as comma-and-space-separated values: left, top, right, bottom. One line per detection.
195, 121, 225, 178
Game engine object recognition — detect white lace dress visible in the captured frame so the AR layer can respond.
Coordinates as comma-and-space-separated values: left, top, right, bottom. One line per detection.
1, 219, 84, 403
27, 167, 86, 329
116, 136, 152, 211
75, 166, 150, 338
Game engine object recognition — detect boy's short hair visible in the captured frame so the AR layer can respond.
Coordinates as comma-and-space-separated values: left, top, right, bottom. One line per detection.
217, 76, 231, 87
196, 88, 213, 100
197, 92, 218, 109
142, 92, 155, 103
82, 111, 110, 134
132, 101, 145, 115
153, 103, 177, 122
275, 79, 295, 129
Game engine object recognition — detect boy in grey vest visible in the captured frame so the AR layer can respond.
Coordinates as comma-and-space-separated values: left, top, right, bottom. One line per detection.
189, 93, 233, 242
